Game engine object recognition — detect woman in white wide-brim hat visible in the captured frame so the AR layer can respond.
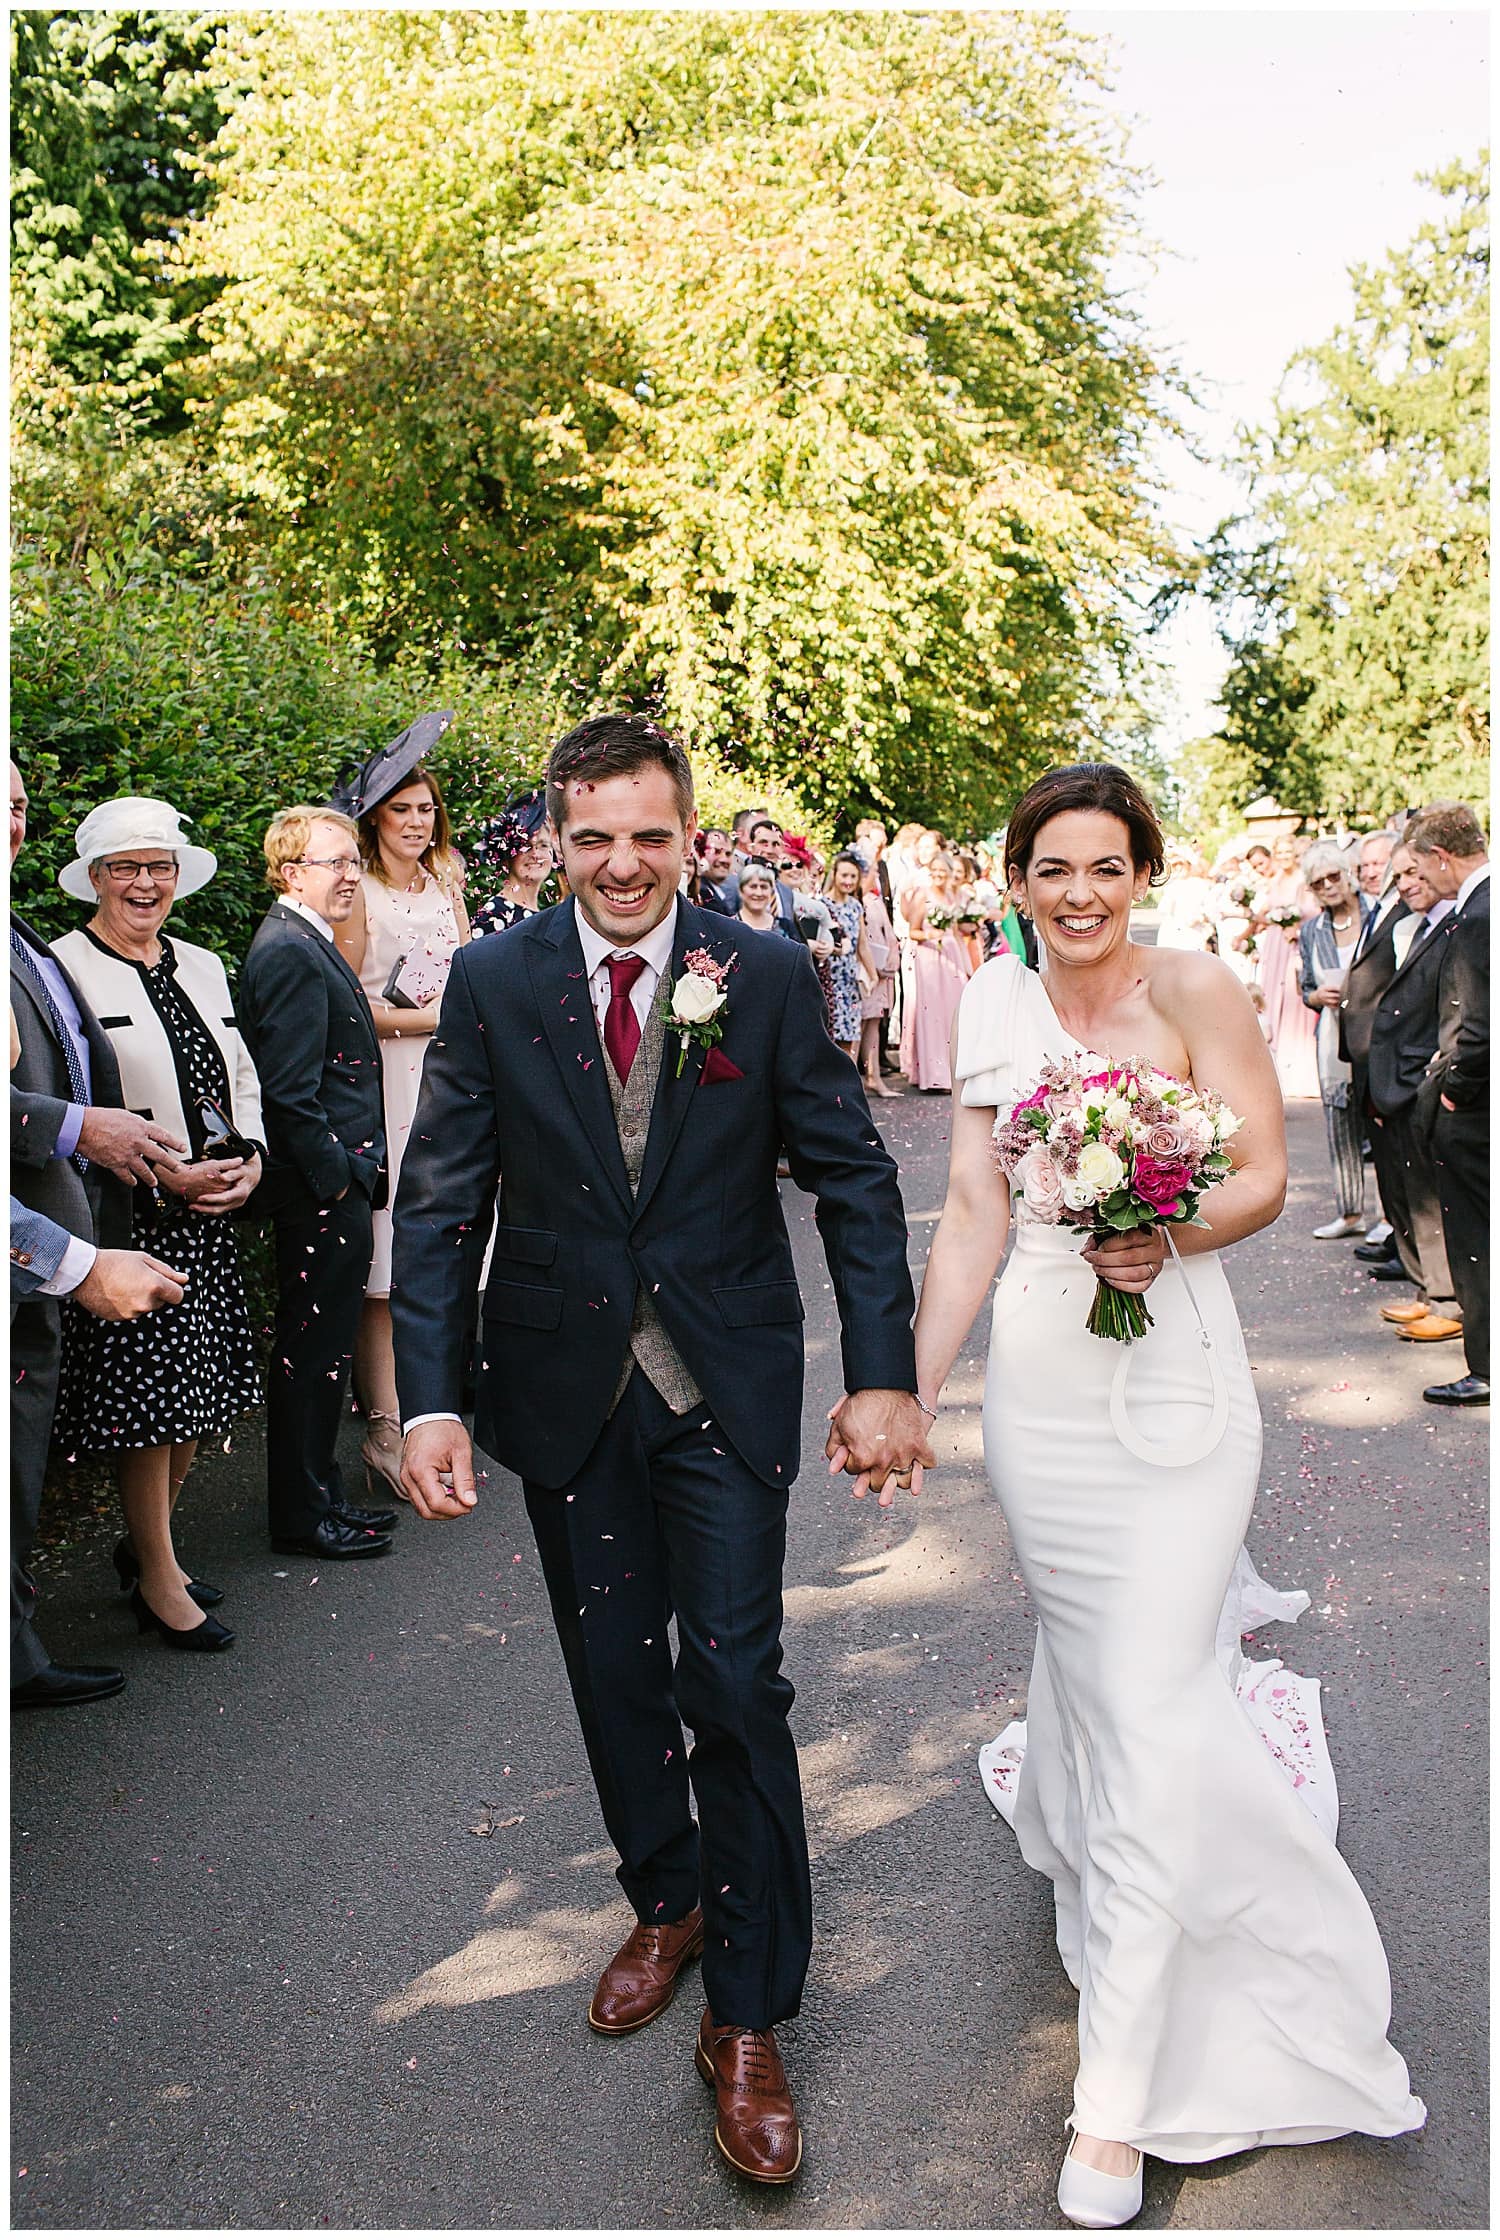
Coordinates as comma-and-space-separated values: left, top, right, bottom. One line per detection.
51, 797, 264, 1655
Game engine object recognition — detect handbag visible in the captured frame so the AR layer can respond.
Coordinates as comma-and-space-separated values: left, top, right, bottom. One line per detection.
381, 941, 451, 1009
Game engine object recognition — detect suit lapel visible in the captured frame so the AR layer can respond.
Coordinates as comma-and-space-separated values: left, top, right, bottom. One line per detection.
1385, 909, 1450, 992
271, 902, 379, 1045
635, 903, 714, 1219
11, 914, 123, 1102
525, 904, 633, 1214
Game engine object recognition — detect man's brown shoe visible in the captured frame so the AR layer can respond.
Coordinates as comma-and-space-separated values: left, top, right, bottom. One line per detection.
1397, 1314, 1465, 1342
695, 2008, 802, 2183
588, 1906, 704, 2034
1381, 1301, 1431, 1325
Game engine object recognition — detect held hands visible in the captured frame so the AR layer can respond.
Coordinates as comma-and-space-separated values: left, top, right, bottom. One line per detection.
154, 1154, 253, 1212
1082, 1226, 1166, 1296
401, 1419, 479, 1520
185, 1152, 262, 1215
826, 1388, 935, 1507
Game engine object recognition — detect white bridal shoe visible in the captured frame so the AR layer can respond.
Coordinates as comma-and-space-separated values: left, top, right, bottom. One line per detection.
1057, 2135, 1144, 2230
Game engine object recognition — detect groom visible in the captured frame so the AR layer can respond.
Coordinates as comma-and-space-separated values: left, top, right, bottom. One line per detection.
392, 714, 929, 2182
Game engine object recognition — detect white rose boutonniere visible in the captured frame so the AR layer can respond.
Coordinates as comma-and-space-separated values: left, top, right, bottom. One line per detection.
661, 947, 731, 1075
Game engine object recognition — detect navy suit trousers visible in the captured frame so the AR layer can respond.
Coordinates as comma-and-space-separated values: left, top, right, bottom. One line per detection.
524, 1370, 812, 2031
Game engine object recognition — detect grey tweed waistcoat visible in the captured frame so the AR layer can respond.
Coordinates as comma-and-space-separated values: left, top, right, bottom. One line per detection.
602, 986, 703, 1416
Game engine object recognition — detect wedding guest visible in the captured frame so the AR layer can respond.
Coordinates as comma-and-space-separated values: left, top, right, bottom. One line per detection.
735, 864, 795, 939
239, 806, 394, 1561
1155, 848, 1217, 952
691, 827, 735, 913
1356, 830, 1397, 900
1254, 833, 1321, 1098
821, 851, 880, 1061
1366, 840, 1459, 1334
466, 787, 554, 937
721, 817, 796, 928
10, 769, 192, 1706
332, 730, 468, 1498
1296, 843, 1374, 1240
51, 798, 263, 1653
854, 819, 893, 912
1339, 839, 1416, 1278
1407, 805, 1489, 1405
857, 855, 899, 1097
899, 847, 972, 1094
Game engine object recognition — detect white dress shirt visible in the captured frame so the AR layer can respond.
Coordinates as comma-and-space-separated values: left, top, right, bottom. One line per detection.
402, 897, 681, 1437
1391, 897, 1454, 970
575, 897, 679, 1036
41, 1235, 97, 1296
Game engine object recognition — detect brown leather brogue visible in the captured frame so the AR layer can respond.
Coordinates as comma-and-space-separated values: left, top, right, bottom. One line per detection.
695, 2008, 803, 2184
587, 1905, 705, 2034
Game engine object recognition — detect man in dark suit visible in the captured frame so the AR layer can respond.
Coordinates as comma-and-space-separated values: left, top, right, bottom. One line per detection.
1339, 849, 1413, 1274
718, 814, 799, 934
239, 806, 395, 1557
1366, 843, 1460, 1343
392, 715, 929, 2185
1408, 805, 1489, 1405
9, 759, 191, 1706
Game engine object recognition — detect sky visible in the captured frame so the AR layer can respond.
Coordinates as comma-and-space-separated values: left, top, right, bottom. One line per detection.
1068, 8, 1490, 750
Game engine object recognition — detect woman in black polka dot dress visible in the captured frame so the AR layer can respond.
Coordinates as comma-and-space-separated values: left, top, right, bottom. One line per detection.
52, 798, 266, 1653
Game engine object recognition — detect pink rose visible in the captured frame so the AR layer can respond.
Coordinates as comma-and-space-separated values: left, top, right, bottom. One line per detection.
1015, 1143, 1065, 1222
1142, 1119, 1194, 1162
1131, 1152, 1193, 1212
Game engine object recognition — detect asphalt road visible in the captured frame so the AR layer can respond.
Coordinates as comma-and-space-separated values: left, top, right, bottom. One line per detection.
12, 1099, 1487, 2231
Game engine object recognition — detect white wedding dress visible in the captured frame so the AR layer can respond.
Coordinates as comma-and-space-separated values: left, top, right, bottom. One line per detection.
958, 954, 1425, 2163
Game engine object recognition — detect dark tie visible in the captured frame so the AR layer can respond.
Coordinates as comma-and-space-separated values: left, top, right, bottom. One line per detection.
10, 929, 89, 1174
604, 954, 647, 1082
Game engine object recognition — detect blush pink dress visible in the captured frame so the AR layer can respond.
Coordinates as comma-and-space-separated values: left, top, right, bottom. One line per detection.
1256, 876, 1321, 1100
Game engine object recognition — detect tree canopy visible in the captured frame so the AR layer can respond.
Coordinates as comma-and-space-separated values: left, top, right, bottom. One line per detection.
1193, 156, 1489, 830
165, 9, 1179, 830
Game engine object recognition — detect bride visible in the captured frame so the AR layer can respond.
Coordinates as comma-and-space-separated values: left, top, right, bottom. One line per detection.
909, 764, 1425, 2227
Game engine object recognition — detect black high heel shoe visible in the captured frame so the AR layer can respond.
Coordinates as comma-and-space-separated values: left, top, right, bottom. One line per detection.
130, 1585, 235, 1653
112, 1538, 224, 1610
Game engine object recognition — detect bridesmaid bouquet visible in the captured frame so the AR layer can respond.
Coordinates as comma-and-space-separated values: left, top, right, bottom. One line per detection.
992, 1058, 1241, 1341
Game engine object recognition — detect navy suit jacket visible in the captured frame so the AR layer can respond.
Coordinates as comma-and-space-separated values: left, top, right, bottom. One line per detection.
10, 914, 131, 1249
1421, 876, 1488, 1120
391, 897, 917, 1490
239, 902, 387, 1215
1367, 909, 1453, 1118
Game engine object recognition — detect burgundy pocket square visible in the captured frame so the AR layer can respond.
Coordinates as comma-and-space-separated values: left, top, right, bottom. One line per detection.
700, 1047, 744, 1085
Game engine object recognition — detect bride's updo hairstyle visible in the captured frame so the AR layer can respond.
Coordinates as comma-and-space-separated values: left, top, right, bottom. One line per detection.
1004, 762, 1167, 887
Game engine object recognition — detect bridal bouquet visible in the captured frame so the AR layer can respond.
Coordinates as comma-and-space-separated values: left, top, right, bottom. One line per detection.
993, 1058, 1241, 1341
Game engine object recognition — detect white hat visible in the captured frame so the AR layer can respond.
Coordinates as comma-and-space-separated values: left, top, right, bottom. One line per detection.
59, 797, 217, 901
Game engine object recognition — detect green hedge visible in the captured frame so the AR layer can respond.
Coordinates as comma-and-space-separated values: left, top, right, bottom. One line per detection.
11, 554, 828, 965
11, 552, 568, 967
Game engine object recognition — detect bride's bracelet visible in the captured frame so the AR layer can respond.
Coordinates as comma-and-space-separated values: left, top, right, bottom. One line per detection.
915, 1396, 939, 1422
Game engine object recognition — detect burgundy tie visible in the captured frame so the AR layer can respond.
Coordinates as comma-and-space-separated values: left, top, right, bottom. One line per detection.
604, 953, 647, 1082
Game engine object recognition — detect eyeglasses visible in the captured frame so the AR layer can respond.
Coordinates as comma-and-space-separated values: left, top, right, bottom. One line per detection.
1309, 871, 1348, 888
296, 855, 362, 874
99, 859, 178, 882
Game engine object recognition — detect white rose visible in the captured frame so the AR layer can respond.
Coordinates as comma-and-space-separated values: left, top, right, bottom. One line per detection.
1103, 1095, 1132, 1130
1075, 1140, 1126, 1198
1214, 1104, 1243, 1142
1061, 1173, 1096, 1212
672, 971, 725, 1025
